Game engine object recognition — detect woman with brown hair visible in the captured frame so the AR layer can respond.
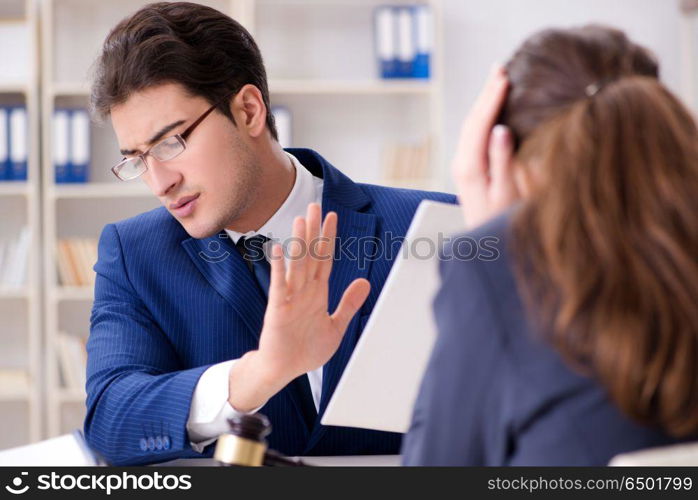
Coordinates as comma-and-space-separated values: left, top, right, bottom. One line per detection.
402, 25, 698, 465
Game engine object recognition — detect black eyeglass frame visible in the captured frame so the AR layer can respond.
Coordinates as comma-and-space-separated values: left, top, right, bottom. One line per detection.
111, 93, 235, 181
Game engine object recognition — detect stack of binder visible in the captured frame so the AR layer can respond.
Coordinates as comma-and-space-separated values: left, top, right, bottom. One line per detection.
53, 108, 90, 183
56, 237, 98, 287
374, 4, 432, 79
382, 138, 431, 183
0, 106, 28, 181
56, 331, 87, 392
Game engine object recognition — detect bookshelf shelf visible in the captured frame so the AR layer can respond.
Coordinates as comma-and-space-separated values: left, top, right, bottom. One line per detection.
49, 183, 152, 199
269, 79, 434, 95
57, 389, 87, 404
49, 82, 90, 97
0, 389, 31, 402
0, 83, 27, 94
52, 79, 435, 97
0, 182, 30, 197
0, 0, 41, 450
52, 286, 93, 302
0, 287, 30, 299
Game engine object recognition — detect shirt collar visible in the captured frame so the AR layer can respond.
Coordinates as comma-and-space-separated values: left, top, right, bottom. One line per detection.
224, 152, 319, 245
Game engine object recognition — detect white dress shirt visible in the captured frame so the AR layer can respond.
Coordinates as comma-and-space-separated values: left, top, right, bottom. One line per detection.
186, 152, 324, 452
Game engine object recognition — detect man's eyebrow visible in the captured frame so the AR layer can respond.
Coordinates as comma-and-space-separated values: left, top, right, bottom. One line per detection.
119, 119, 187, 156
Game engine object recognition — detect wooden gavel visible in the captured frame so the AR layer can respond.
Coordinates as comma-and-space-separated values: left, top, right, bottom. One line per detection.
214, 413, 310, 467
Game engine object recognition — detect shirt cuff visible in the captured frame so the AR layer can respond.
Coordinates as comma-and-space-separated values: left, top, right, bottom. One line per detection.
186, 359, 265, 454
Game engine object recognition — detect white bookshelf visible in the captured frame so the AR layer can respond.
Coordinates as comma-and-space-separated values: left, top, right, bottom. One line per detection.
40, 0, 443, 438
681, 0, 698, 111
0, 0, 41, 449
248, 0, 445, 188
40, 0, 172, 437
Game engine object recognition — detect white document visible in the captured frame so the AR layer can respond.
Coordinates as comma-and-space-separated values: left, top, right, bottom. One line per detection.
0, 431, 102, 466
321, 200, 465, 433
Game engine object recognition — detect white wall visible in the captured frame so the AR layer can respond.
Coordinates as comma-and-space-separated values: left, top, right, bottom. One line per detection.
440, 0, 684, 190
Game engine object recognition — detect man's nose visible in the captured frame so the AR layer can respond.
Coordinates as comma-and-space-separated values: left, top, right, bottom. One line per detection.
144, 157, 182, 198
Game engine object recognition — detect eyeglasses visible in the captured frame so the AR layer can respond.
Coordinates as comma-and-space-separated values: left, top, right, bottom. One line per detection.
111, 97, 226, 181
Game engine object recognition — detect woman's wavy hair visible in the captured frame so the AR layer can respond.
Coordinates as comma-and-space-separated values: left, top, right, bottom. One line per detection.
501, 25, 698, 437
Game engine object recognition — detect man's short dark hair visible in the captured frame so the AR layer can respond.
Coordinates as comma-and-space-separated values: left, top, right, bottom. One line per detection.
91, 1, 277, 140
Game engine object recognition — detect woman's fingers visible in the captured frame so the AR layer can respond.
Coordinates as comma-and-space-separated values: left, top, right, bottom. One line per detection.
488, 125, 519, 211
453, 66, 510, 183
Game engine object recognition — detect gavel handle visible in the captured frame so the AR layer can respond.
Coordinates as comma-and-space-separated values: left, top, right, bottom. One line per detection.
263, 449, 312, 467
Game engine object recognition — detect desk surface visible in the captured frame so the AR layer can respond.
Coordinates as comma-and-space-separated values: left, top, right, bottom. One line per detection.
157, 455, 401, 467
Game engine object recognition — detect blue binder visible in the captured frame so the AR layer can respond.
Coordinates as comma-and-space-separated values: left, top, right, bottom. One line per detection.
8, 106, 28, 181
53, 109, 71, 184
395, 6, 415, 78
375, 6, 399, 79
412, 5, 431, 79
69, 109, 90, 183
0, 107, 9, 181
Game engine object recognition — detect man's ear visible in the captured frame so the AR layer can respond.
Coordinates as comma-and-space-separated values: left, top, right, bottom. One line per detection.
230, 84, 267, 138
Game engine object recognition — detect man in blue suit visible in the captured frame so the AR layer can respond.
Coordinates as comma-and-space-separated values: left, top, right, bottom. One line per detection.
85, 2, 455, 465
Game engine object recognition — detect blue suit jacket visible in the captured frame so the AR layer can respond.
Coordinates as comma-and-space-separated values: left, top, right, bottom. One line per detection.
84, 148, 456, 465
402, 212, 689, 465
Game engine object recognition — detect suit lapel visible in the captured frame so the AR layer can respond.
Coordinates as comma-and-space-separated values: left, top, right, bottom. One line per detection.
181, 232, 266, 341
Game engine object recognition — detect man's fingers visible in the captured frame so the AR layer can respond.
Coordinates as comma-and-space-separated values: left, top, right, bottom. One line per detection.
268, 243, 287, 307
305, 203, 322, 281
330, 278, 371, 337
316, 211, 337, 281
286, 216, 307, 294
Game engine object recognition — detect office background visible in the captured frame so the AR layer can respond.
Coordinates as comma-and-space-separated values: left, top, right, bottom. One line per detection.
0, 0, 693, 451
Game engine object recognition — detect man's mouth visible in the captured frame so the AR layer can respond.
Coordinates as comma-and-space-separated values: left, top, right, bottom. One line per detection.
169, 194, 200, 217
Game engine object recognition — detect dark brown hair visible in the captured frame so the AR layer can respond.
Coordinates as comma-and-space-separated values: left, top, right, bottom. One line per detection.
503, 25, 698, 437
90, 1, 277, 139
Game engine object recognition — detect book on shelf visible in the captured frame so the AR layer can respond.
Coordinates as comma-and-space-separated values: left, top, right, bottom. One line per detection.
0, 226, 30, 289
272, 106, 292, 148
0, 105, 28, 181
56, 331, 87, 393
53, 108, 90, 183
374, 4, 432, 80
56, 237, 98, 287
0, 368, 30, 396
382, 138, 431, 186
